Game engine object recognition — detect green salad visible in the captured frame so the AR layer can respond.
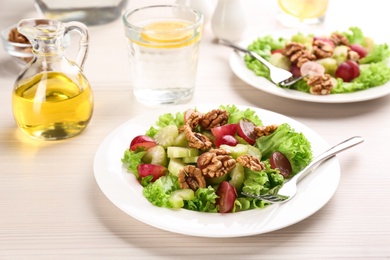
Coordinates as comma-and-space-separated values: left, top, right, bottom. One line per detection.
121, 105, 312, 213
245, 27, 390, 94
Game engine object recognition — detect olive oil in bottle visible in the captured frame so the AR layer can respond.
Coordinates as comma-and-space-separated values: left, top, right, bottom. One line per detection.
13, 72, 93, 140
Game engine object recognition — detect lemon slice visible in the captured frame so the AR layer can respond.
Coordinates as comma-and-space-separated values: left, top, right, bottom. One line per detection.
278, 0, 328, 20
140, 21, 199, 48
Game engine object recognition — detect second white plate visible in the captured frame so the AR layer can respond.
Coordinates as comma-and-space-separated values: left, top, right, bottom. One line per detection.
229, 44, 390, 103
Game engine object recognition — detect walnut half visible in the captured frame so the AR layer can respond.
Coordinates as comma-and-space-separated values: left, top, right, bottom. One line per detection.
236, 155, 265, 172
182, 124, 212, 151
197, 149, 236, 178
307, 74, 336, 95
184, 110, 202, 130
178, 165, 206, 191
283, 42, 316, 67
254, 124, 278, 138
330, 33, 350, 46
313, 39, 334, 59
199, 109, 229, 130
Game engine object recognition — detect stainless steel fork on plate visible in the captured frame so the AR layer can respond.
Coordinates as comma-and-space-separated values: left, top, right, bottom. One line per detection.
218, 39, 306, 87
242, 136, 364, 204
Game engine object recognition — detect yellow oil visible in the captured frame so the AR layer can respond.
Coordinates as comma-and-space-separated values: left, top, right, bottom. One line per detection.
12, 71, 93, 140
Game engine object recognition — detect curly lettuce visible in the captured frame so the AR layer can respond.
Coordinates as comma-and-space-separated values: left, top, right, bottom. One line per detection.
122, 149, 147, 179
248, 35, 287, 60
244, 35, 288, 80
331, 62, 390, 93
184, 186, 218, 213
360, 44, 390, 64
342, 26, 365, 45
235, 161, 284, 212
255, 123, 312, 175
146, 112, 185, 137
144, 176, 218, 212
220, 104, 262, 125
143, 174, 180, 208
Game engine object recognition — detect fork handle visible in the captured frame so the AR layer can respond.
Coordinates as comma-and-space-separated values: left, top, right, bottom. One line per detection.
218, 39, 274, 69
293, 136, 364, 183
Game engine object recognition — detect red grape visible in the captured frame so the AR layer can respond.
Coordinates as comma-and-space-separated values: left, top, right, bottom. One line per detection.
138, 164, 167, 181
346, 60, 360, 78
269, 151, 292, 178
349, 44, 367, 58
313, 36, 335, 48
216, 181, 237, 213
214, 135, 238, 148
211, 124, 238, 139
130, 135, 157, 151
237, 119, 256, 145
335, 61, 360, 82
290, 64, 301, 77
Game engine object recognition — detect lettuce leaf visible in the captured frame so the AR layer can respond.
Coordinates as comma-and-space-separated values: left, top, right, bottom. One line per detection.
184, 186, 218, 212
122, 149, 147, 179
248, 35, 287, 59
255, 123, 312, 175
144, 178, 218, 212
241, 161, 284, 195
342, 27, 365, 45
332, 62, 390, 93
242, 168, 270, 195
143, 174, 180, 208
290, 32, 314, 49
245, 54, 270, 79
146, 112, 185, 137
360, 43, 390, 64
244, 35, 288, 80
235, 161, 284, 212
220, 104, 263, 126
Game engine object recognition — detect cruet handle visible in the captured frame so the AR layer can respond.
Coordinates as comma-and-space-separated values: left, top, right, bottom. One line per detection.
63, 22, 89, 69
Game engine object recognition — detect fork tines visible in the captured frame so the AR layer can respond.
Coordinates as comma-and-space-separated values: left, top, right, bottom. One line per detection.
241, 192, 289, 204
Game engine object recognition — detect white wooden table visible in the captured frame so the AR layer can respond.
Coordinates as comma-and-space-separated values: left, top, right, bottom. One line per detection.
1, 0, 389, 258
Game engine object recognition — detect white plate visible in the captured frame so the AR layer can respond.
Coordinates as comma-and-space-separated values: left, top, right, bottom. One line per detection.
93, 104, 340, 237
229, 42, 390, 103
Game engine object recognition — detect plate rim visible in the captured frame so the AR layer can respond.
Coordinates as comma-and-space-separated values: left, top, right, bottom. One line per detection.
93, 104, 341, 237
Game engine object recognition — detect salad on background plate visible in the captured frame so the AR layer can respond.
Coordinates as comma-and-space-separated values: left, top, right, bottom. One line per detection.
230, 27, 390, 103
93, 104, 341, 237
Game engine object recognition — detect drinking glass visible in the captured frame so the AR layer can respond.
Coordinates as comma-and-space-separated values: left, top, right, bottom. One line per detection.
277, 0, 329, 26
122, 5, 204, 106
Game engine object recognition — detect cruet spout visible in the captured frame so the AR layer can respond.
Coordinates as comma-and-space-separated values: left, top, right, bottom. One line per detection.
17, 18, 89, 69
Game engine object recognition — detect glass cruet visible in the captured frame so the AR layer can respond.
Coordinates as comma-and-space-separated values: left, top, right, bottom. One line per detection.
12, 18, 94, 141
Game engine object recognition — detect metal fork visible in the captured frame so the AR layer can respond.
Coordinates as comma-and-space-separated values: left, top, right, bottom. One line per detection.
218, 39, 305, 87
242, 136, 364, 204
